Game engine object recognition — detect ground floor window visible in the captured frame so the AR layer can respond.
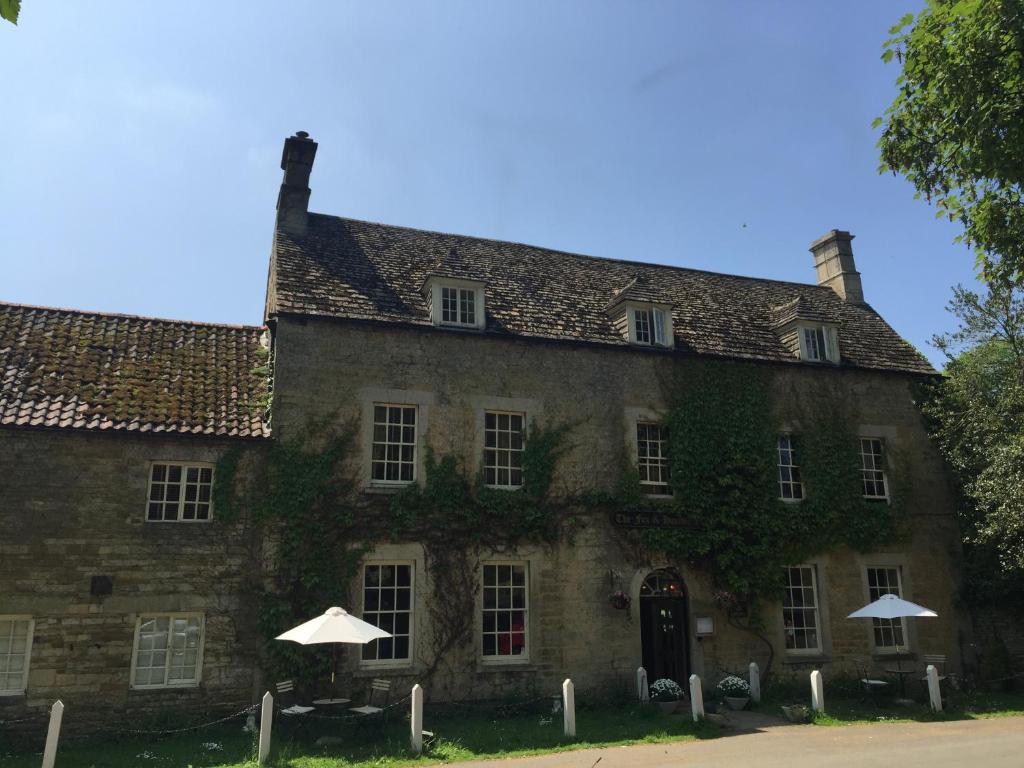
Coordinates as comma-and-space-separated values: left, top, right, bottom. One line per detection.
867, 566, 906, 649
0, 617, 33, 695
783, 566, 821, 652
131, 614, 204, 688
361, 563, 412, 663
482, 563, 528, 659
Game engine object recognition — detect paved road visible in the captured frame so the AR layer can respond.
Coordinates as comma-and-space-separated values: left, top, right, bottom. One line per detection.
446, 716, 1024, 768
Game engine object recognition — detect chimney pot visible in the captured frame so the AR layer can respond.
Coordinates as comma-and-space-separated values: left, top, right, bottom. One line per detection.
809, 229, 864, 304
277, 131, 318, 232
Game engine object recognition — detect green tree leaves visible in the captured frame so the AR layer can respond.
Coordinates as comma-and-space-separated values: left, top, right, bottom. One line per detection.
877, 0, 1024, 283
0, 0, 20, 26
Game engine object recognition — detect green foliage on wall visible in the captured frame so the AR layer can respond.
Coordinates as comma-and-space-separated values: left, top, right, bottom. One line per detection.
214, 419, 571, 686
606, 361, 907, 624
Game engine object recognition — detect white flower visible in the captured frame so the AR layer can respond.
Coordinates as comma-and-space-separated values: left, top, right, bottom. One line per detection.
202, 742, 223, 751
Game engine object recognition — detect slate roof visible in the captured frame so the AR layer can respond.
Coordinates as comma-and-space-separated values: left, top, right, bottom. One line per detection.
0, 303, 269, 437
269, 214, 934, 375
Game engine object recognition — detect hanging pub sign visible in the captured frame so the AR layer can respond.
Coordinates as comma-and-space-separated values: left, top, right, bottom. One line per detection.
611, 510, 690, 529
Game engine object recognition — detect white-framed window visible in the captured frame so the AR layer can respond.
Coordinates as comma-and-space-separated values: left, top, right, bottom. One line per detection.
777, 436, 804, 501
130, 614, 204, 689
482, 563, 528, 660
361, 563, 413, 664
371, 404, 417, 484
441, 286, 477, 326
783, 566, 821, 653
484, 411, 525, 488
860, 438, 889, 499
867, 566, 906, 650
631, 307, 668, 346
799, 325, 839, 363
637, 422, 671, 495
0, 617, 33, 696
146, 463, 214, 522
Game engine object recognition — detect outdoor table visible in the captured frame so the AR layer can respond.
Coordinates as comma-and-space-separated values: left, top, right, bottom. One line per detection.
312, 697, 351, 706
884, 667, 915, 701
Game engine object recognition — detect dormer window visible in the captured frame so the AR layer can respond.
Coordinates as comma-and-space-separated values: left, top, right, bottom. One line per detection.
442, 286, 476, 326
799, 324, 839, 363
622, 303, 671, 348
423, 276, 486, 331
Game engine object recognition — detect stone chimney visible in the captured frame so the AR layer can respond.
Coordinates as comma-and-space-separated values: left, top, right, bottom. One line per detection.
277, 131, 318, 232
809, 230, 864, 304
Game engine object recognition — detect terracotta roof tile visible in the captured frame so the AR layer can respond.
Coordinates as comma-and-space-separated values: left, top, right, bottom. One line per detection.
268, 215, 934, 375
0, 302, 269, 438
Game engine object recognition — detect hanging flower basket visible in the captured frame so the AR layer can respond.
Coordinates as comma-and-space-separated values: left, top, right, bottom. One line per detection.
609, 591, 631, 610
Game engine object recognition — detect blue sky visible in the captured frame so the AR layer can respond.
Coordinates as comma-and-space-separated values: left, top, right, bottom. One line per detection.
0, 1, 977, 366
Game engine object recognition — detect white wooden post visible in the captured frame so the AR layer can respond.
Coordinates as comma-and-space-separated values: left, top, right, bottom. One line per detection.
810, 670, 824, 714
410, 683, 424, 754
41, 700, 64, 768
258, 691, 273, 765
688, 674, 705, 722
749, 662, 761, 703
562, 679, 576, 738
926, 665, 942, 712
636, 666, 649, 703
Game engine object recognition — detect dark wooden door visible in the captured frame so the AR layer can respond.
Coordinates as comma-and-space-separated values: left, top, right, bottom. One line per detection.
640, 596, 689, 685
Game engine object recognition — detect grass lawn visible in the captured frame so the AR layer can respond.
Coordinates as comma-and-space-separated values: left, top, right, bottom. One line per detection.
0, 703, 718, 768
754, 682, 1024, 726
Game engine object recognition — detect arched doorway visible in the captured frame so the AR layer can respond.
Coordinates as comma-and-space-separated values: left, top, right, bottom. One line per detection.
640, 569, 689, 685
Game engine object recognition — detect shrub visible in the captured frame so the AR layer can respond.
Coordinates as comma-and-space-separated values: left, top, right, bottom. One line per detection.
716, 675, 751, 698
650, 678, 684, 702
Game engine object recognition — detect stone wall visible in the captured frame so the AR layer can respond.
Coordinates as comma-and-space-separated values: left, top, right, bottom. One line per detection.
0, 428, 263, 730
271, 316, 968, 700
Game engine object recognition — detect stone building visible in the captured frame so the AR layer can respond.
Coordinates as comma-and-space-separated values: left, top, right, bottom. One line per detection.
0, 131, 963, 724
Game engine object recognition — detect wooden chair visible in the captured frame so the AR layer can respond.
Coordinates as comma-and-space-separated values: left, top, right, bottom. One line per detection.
349, 678, 391, 721
276, 680, 315, 736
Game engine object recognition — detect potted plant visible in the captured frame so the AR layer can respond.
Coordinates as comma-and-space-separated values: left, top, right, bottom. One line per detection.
716, 675, 751, 710
649, 678, 684, 714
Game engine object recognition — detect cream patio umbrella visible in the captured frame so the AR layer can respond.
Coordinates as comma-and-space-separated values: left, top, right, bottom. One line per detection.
276, 606, 392, 692
848, 594, 937, 699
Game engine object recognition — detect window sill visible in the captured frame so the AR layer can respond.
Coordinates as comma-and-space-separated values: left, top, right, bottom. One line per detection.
364, 485, 411, 496
129, 682, 201, 692
641, 492, 673, 500
0, 690, 26, 698
872, 650, 915, 661
779, 498, 804, 504
476, 660, 535, 673
782, 654, 831, 666
354, 663, 417, 677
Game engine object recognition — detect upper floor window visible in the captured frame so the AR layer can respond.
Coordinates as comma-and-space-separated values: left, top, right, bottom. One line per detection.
147, 463, 214, 522
424, 277, 486, 330
783, 567, 820, 653
866, 566, 905, 649
131, 614, 204, 689
860, 438, 889, 499
0, 617, 33, 695
371, 404, 417, 484
631, 307, 668, 346
484, 411, 525, 488
482, 563, 528, 660
441, 286, 476, 326
799, 325, 839, 363
637, 422, 671, 496
361, 564, 413, 664
777, 436, 804, 501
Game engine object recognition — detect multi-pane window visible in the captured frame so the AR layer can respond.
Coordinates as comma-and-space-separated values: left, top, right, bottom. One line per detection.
0, 617, 33, 694
867, 567, 906, 649
147, 463, 214, 522
637, 422, 671, 495
860, 438, 888, 499
482, 564, 528, 659
632, 308, 667, 346
362, 564, 412, 663
783, 567, 820, 652
441, 286, 476, 326
132, 614, 203, 688
484, 411, 525, 488
777, 436, 804, 501
800, 325, 838, 363
371, 405, 417, 484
